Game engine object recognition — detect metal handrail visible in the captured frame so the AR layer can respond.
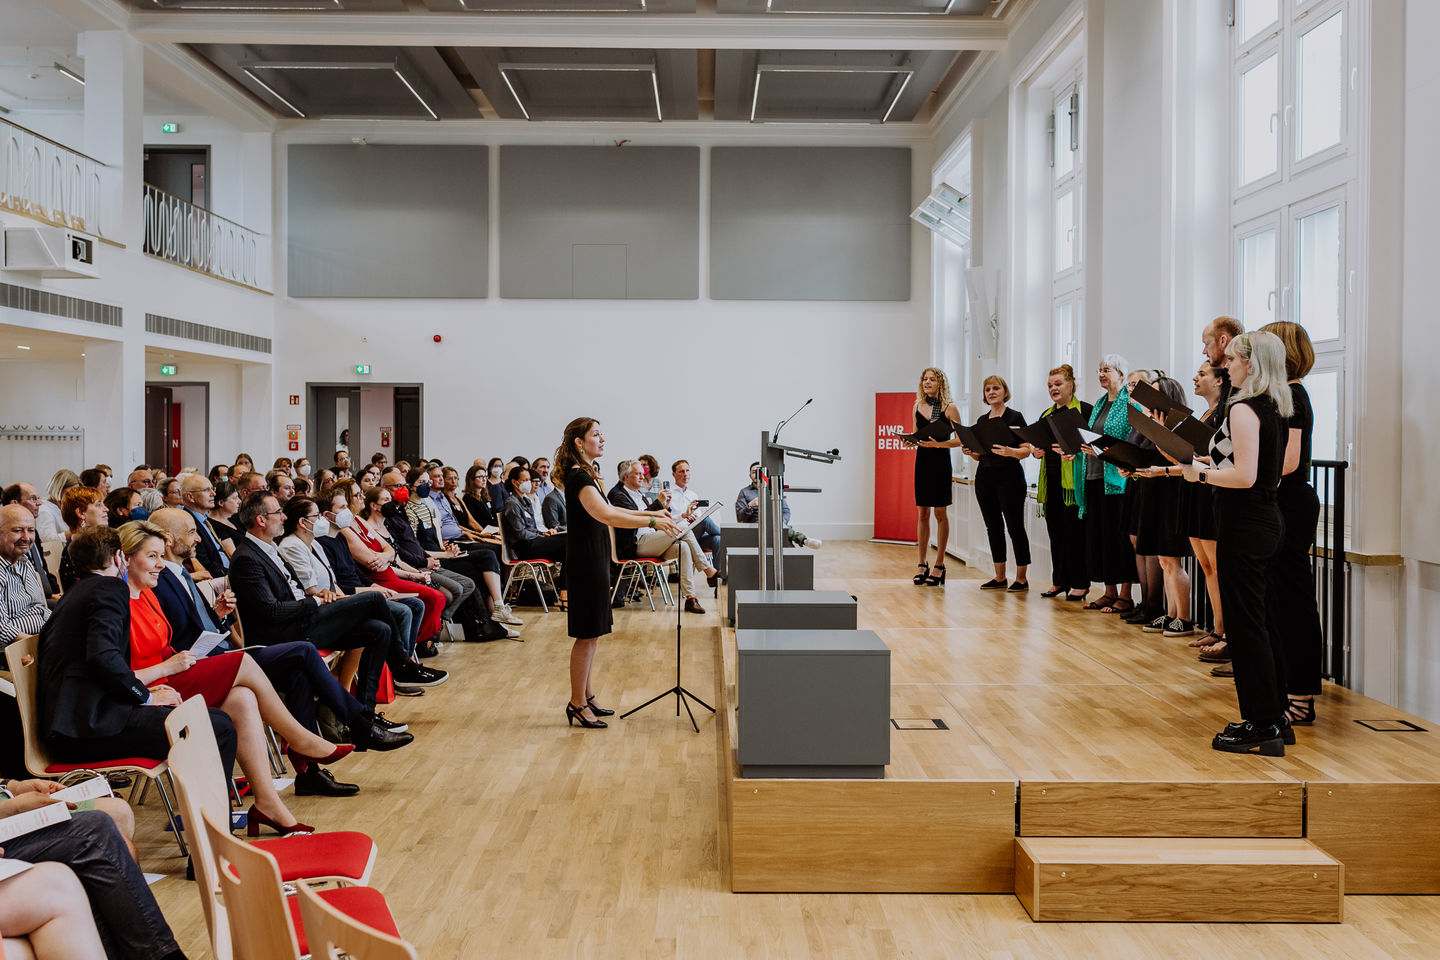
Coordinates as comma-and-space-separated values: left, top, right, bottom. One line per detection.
0, 117, 109, 237
142, 182, 266, 289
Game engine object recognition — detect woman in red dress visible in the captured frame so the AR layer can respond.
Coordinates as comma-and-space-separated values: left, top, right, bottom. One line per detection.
120, 520, 350, 836
333, 480, 445, 644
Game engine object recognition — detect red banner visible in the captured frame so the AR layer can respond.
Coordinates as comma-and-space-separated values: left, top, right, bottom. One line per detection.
874, 392, 917, 542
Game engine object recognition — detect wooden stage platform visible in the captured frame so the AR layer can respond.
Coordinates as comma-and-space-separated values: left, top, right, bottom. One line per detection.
721, 543, 1440, 917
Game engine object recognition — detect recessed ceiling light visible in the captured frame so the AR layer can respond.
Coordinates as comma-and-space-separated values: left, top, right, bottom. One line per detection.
53, 63, 85, 86
17, 344, 32, 350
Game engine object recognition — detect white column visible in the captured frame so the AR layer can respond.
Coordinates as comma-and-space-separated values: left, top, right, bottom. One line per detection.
83, 337, 145, 471
79, 30, 144, 249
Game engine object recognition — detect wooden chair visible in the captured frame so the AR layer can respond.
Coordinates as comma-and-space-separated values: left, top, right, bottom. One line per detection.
497, 523, 557, 612
164, 696, 378, 888
607, 527, 675, 611
202, 809, 402, 960
4, 633, 187, 856
295, 880, 419, 960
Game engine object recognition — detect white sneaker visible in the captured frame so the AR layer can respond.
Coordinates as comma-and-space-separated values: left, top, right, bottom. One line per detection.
493, 603, 524, 626
804, 537, 823, 550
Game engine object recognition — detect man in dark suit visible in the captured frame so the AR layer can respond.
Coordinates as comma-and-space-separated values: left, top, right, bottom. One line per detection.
608, 459, 715, 614
148, 509, 409, 793
179, 473, 229, 578
228, 493, 444, 711
36, 524, 238, 780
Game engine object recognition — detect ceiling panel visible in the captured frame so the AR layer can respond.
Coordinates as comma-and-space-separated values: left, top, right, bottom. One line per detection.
121, 0, 406, 10
458, 47, 697, 122
424, 0, 695, 11
714, 49, 954, 123
716, 0, 993, 14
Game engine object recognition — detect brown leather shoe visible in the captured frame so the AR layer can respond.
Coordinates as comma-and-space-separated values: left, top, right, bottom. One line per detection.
684, 597, 706, 614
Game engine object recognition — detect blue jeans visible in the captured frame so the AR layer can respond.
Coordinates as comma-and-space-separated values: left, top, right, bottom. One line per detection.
694, 516, 722, 568
387, 596, 425, 653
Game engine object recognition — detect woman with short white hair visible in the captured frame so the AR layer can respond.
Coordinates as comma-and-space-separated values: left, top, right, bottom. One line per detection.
1075, 354, 1136, 613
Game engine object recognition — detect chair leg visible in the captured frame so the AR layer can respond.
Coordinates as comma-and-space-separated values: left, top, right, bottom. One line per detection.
155, 773, 188, 858
532, 564, 549, 613
503, 568, 518, 604
133, 776, 151, 807
641, 566, 658, 612
266, 726, 286, 777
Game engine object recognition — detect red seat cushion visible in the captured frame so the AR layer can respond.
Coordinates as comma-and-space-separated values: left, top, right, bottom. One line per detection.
44, 757, 164, 774
255, 831, 376, 883
289, 885, 400, 956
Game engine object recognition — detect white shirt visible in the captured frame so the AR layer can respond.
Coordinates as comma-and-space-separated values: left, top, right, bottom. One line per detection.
36, 501, 66, 543
246, 533, 308, 602
622, 486, 648, 512
668, 485, 701, 520
278, 536, 337, 592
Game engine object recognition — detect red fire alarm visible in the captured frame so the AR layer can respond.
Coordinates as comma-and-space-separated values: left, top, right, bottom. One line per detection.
289, 395, 300, 405
433, 334, 442, 343
380, 428, 391, 448
288, 441, 299, 451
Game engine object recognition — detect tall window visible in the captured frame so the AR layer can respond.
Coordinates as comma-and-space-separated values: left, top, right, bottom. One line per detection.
1231, 0, 1353, 468
1051, 75, 1083, 368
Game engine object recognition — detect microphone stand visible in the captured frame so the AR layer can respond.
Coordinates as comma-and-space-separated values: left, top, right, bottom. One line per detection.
621, 501, 725, 732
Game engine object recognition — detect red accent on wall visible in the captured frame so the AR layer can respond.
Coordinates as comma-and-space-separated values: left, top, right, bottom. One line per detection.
874, 392, 917, 543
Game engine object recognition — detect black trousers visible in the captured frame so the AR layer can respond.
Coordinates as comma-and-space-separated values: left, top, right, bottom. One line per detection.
1084, 478, 1135, 585
302, 592, 401, 710
1043, 499, 1088, 590
4, 810, 183, 960
1215, 492, 1286, 724
248, 640, 366, 731
974, 463, 1031, 566
1268, 482, 1324, 696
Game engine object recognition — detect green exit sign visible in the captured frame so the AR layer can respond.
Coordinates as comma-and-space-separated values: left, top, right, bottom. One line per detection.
159, 364, 177, 376
160, 122, 180, 134
354, 364, 371, 375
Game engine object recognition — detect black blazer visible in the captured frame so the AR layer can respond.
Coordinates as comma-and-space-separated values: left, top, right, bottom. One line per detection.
229, 536, 319, 638
542, 487, 567, 530
607, 483, 658, 560
37, 574, 150, 741
188, 508, 229, 579
153, 566, 235, 653
501, 495, 544, 547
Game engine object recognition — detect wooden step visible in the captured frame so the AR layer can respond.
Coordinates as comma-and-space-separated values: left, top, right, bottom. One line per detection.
1015, 837, 1344, 923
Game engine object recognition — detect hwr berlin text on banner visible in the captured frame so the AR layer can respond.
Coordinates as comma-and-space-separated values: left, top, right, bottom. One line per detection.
874, 392, 917, 543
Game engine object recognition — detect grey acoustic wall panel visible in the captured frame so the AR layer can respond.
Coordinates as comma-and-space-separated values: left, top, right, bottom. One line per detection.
710, 147, 911, 301
288, 145, 488, 298
499, 145, 699, 299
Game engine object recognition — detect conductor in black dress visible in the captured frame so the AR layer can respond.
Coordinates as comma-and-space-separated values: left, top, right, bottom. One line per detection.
554, 417, 680, 729
907, 367, 962, 586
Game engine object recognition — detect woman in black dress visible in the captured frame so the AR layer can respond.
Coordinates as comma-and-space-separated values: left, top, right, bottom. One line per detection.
1126, 376, 1194, 637
1185, 362, 1227, 654
554, 417, 679, 729
1260, 320, 1325, 725
908, 367, 962, 586
1181, 331, 1293, 755
964, 375, 1033, 591
1032, 364, 1092, 600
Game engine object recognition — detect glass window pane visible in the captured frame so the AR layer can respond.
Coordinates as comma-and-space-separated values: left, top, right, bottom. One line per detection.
1306, 368, 1340, 464
1239, 53, 1280, 186
1295, 203, 1342, 341
1054, 98, 1074, 180
1054, 191, 1074, 273
1054, 300, 1074, 364
1238, 0, 1278, 46
1297, 10, 1344, 160
1240, 228, 1278, 328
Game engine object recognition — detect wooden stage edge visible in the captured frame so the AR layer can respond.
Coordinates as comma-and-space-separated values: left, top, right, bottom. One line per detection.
719, 544, 1440, 899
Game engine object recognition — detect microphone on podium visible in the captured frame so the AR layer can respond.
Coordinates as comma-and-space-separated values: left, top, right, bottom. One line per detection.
774, 398, 813, 441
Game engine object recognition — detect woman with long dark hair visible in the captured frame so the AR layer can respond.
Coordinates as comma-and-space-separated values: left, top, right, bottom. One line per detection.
554, 418, 678, 729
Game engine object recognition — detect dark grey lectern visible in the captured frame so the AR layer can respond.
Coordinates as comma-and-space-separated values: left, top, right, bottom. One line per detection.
725, 547, 814, 626
734, 590, 858, 631
757, 426, 839, 591
736, 629, 890, 778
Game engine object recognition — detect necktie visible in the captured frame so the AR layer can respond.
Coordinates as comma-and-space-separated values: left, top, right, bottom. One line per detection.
200, 514, 230, 572
182, 569, 221, 632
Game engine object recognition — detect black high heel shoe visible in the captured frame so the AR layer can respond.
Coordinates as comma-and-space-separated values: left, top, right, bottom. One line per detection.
912, 562, 930, 585
925, 564, 947, 586
565, 701, 607, 728
586, 695, 615, 717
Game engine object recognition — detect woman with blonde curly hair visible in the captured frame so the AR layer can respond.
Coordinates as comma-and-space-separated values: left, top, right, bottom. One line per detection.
907, 367, 962, 585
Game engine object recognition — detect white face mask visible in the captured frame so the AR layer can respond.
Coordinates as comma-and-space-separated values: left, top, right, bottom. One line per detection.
489, 467, 502, 478
309, 515, 331, 538
332, 508, 354, 529
518, 481, 533, 495
299, 464, 312, 476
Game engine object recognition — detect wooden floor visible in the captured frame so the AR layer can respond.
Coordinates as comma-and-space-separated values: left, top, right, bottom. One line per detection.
134, 541, 1440, 958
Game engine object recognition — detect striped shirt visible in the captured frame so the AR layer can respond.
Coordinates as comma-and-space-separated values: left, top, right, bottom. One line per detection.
0, 554, 50, 646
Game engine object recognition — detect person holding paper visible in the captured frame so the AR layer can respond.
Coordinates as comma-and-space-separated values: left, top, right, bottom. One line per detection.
1260, 320, 1326, 726
962, 376, 1033, 591
611, 460, 717, 614
501, 465, 568, 606
907, 367, 962, 586
1181, 362, 1228, 654
1124, 376, 1195, 637
556, 418, 680, 729
1179, 332, 1293, 755
1033, 365, 1093, 600
1074, 355, 1136, 614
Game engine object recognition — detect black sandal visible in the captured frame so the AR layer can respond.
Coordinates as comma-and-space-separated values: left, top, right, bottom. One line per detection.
1040, 586, 1065, 598
1287, 696, 1316, 725
913, 562, 930, 586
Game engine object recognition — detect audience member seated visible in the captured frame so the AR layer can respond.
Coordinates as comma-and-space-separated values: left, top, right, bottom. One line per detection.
179, 474, 229, 577
542, 482, 567, 531
333, 449, 352, 475
235, 471, 266, 498
415, 466, 521, 629
56, 486, 107, 592
341, 484, 448, 652
158, 477, 184, 510
500, 466, 568, 607
206, 479, 243, 559
229, 492, 445, 699
77, 468, 109, 495
0, 778, 187, 960
104, 487, 144, 526
266, 469, 295, 504
1, 485, 59, 598
36, 470, 77, 543
734, 461, 821, 549
484, 458, 507, 513
462, 464, 499, 529
666, 460, 722, 572
610, 460, 717, 614
0, 505, 50, 646
439, 465, 498, 545
124, 467, 161, 514
532, 456, 555, 504
207, 464, 230, 486
638, 454, 663, 498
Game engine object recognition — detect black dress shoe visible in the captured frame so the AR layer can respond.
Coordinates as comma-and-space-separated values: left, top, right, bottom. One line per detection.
1277, 715, 1296, 745
294, 767, 360, 798
352, 722, 415, 752
1212, 721, 1285, 756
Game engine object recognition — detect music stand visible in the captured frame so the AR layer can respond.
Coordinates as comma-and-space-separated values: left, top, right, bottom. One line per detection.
621, 500, 727, 732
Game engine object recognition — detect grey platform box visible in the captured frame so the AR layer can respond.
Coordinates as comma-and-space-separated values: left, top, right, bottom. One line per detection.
716, 523, 757, 572
725, 547, 814, 625
736, 629, 890, 778
734, 590, 857, 631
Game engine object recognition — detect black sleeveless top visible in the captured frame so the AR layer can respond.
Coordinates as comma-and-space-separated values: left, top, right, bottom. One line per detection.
1209, 395, 1284, 498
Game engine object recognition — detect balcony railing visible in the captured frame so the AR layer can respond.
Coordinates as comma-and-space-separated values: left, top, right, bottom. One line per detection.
142, 183, 268, 291
0, 117, 110, 237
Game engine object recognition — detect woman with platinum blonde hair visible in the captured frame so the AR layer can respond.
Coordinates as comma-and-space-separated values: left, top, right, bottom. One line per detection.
1180, 330, 1292, 756
906, 367, 962, 585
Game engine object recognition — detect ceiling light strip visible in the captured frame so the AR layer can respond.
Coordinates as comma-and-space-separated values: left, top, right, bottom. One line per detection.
749, 71, 762, 122
393, 69, 439, 120
650, 69, 663, 122
242, 67, 305, 118
54, 63, 85, 86
499, 70, 531, 120
880, 70, 913, 123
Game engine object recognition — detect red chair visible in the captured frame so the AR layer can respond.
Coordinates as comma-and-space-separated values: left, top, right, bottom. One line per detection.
296, 879, 419, 960
498, 522, 558, 612
607, 527, 675, 611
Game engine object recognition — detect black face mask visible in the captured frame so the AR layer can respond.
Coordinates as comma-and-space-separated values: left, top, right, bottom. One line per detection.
380, 501, 401, 519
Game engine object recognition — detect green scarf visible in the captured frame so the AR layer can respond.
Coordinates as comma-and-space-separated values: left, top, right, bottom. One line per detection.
1074, 386, 1131, 519
1036, 397, 1082, 516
